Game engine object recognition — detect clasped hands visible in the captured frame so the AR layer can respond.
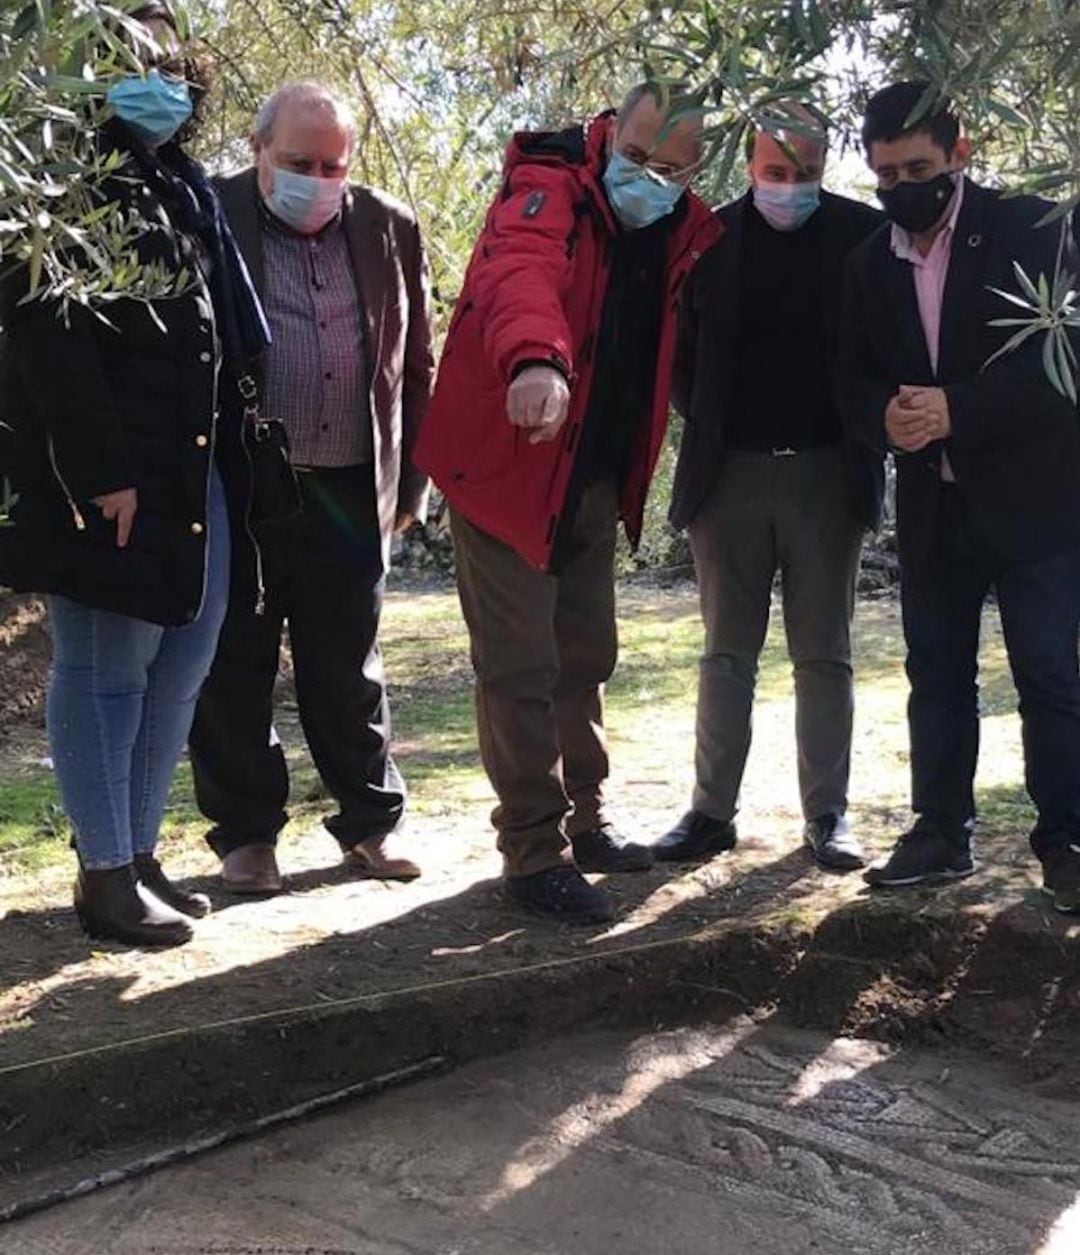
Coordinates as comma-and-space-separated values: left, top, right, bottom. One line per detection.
885, 385, 951, 453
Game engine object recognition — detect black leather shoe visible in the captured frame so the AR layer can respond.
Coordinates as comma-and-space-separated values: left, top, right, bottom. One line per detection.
134, 853, 212, 918
653, 810, 736, 863
571, 823, 654, 873
505, 866, 615, 925
74, 865, 194, 947
803, 813, 866, 872
1042, 844, 1080, 915
864, 822, 975, 888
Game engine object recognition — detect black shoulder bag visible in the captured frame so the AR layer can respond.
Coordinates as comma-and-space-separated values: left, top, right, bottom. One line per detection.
237, 371, 303, 528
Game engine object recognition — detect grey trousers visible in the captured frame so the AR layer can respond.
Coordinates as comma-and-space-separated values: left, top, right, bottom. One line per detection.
688, 446, 864, 822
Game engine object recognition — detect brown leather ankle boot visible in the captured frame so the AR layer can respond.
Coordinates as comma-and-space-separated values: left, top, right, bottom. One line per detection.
74, 864, 194, 947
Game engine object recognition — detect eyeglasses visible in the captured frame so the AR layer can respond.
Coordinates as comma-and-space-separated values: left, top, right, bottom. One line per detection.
620, 152, 703, 184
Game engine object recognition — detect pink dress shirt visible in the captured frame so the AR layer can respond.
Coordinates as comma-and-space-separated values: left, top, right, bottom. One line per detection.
889, 177, 964, 478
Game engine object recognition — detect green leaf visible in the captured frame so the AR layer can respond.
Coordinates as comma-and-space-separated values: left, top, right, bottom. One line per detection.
27, 226, 44, 295
1039, 326, 1070, 397
1055, 330, 1078, 403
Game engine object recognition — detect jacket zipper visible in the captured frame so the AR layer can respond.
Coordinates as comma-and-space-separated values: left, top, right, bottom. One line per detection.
46, 436, 85, 531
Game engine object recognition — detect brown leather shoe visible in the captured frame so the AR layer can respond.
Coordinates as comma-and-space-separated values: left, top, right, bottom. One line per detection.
345, 835, 421, 881
221, 843, 283, 895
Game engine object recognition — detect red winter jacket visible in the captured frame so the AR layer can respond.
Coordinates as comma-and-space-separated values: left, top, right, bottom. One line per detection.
414, 111, 722, 569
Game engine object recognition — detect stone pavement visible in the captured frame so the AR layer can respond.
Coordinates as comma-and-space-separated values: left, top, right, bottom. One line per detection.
6, 1023, 1079, 1254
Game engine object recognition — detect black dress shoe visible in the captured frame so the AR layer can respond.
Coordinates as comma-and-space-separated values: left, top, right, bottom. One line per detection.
803, 813, 866, 872
864, 822, 975, 888
134, 853, 212, 918
1041, 844, 1080, 914
571, 823, 654, 873
653, 810, 736, 863
74, 865, 194, 947
505, 866, 615, 925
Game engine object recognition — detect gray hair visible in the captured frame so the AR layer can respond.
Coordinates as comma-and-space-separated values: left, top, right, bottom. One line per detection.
253, 80, 357, 147
616, 80, 700, 128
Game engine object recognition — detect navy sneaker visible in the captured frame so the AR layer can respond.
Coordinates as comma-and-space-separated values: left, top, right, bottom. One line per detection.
505, 866, 615, 925
864, 822, 975, 888
1041, 844, 1080, 915
571, 823, 654, 873
653, 810, 737, 863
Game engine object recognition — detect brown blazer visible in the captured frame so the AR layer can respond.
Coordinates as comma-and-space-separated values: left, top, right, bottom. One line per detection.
216, 168, 435, 552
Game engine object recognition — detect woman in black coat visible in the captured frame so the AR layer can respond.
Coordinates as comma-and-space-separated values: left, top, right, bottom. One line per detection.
0, 3, 269, 946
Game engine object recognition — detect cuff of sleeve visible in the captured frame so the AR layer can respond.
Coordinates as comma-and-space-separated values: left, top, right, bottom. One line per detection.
507, 346, 572, 384
397, 469, 431, 524
58, 442, 135, 503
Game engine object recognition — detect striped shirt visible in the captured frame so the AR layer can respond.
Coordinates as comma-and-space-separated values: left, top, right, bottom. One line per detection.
261, 210, 372, 467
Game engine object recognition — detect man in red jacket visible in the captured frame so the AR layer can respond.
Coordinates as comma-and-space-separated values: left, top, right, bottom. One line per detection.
415, 83, 721, 924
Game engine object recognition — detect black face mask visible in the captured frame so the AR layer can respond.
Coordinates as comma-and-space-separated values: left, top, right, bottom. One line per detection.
877, 172, 956, 233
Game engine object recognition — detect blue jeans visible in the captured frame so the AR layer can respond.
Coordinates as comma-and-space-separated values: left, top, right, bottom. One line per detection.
47, 468, 230, 870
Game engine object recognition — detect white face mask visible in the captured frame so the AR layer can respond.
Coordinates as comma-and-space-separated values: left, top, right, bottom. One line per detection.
264, 166, 346, 234
752, 178, 821, 232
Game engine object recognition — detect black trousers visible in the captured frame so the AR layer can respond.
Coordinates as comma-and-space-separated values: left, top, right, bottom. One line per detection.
901, 486, 1080, 860
189, 465, 403, 856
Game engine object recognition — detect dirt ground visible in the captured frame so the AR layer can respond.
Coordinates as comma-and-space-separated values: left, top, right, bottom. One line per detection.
0, 584, 1073, 1077
2, 754, 1072, 1076
7, 1022, 1080, 1254
0, 594, 48, 729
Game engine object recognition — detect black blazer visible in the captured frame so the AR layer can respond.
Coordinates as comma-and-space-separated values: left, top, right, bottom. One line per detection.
670, 189, 885, 531
838, 178, 1080, 571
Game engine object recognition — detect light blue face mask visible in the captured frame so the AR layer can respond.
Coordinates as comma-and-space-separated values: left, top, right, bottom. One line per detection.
106, 69, 192, 148
602, 150, 686, 230
264, 167, 347, 235
752, 179, 821, 232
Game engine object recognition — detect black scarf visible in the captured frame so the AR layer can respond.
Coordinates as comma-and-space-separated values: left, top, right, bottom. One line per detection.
117, 126, 271, 365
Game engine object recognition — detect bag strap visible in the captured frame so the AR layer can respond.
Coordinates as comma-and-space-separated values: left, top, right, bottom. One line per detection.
236, 370, 261, 424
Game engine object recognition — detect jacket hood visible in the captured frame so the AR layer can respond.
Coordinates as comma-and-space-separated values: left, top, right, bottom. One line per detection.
502, 111, 614, 176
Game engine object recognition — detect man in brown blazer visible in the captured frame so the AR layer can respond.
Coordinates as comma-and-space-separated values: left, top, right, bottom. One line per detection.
189, 80, 435, 893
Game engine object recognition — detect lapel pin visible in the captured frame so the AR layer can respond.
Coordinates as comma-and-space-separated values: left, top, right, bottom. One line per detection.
967, 233, 982, 247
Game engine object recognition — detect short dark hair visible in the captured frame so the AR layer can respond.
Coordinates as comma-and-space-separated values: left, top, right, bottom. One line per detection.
861, 80, 959, 156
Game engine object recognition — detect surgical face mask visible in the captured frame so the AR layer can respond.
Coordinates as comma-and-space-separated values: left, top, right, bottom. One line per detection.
106, 69, 192, 148
602, 150, 686, 230
752, 179, 821, 232
263, 167, 347, 234
877, 171, 958, 234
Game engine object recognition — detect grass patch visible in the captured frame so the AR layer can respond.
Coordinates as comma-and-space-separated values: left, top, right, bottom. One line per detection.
0, 766, 70, 873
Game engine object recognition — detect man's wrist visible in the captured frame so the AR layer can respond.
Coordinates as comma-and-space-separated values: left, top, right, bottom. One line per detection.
510, 355, 571, 383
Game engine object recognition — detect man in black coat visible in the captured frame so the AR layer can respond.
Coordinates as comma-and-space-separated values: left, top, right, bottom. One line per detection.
838, 81, 1080, 913
656, 107, 883, 871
